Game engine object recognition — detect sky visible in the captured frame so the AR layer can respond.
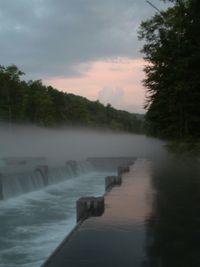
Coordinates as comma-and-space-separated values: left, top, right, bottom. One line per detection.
0, 0, 167, 113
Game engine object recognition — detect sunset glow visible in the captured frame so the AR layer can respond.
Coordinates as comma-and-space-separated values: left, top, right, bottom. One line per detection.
45, 58, 145, 113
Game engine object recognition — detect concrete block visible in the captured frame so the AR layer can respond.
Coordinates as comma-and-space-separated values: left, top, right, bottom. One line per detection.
118, 165, 130, 176
105, 176, 122, 191
76, 196, 104, 222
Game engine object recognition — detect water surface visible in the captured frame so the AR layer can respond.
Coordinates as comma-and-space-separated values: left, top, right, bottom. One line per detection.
0, 170, 114, 267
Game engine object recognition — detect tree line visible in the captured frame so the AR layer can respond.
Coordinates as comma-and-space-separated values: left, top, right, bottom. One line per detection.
0, 64, 143, 133
139, 0, 200, 140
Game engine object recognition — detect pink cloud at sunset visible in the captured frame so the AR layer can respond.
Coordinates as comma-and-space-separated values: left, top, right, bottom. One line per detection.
44, 58, 146, 113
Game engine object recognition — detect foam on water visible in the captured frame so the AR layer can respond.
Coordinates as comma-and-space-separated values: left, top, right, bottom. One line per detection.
0, 161, 94, 200
0, 170, 114, 267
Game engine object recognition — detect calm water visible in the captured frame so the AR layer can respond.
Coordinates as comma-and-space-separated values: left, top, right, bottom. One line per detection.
146, 158, 200, 267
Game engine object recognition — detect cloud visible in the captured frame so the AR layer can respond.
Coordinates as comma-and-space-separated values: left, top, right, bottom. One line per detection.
44, 58, 145, 113
97, 86, 144, 113
98, 87, 125, 107
0, 0, 168, 79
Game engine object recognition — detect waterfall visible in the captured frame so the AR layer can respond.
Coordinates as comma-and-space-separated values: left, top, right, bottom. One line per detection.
76, 161, 94, 175
0, 160, 94, 200
1, 171, 44, 199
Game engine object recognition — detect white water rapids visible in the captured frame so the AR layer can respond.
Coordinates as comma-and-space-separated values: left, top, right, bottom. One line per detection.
0, 164, 114, 267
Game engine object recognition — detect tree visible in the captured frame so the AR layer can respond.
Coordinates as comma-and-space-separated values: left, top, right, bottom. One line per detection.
0, 65, 25, 126
26, 80, 56, 126
0, 64, 144, 132
139, 0, 200, 139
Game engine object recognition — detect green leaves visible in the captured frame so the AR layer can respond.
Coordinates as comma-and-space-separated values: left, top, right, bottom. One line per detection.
139, 0, 200, 139
0, 64, 143, 133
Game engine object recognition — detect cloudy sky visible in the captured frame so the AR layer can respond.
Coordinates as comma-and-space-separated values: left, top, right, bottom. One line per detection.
0, 0, 167, 113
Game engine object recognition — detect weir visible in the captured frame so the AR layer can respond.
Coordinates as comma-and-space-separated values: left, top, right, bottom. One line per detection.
2, 157, 199, 267
0, 158, 133, 201
105, 175, 122, 191
0, 160, 94, 200
35, 165, 49, 186
0, 156, 152, 267
87, 157, 135, 171
0, 174, 3, 200
41, 159, 149, 267
76, 196, 105, 223
66, 160, 78, 175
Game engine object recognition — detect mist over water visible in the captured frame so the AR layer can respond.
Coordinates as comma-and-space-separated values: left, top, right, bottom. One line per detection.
0, 124, 165, 163
0, 124, 166, 267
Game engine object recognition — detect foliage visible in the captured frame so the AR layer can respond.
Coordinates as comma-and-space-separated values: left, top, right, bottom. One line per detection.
139, 0, 200, 140
0, 64, 143, 133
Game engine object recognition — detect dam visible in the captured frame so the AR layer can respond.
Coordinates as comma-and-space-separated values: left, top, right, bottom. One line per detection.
0, 157, 134, 266
1, 155, 199, 267
42, 159, 152, 267
40, 157, 200, 267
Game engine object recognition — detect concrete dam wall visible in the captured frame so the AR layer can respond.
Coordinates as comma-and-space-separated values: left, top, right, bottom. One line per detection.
42, 158, 135, 267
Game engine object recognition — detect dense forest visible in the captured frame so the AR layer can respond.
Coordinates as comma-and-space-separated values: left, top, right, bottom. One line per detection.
0, 64, 143, 133
139, 0, 200, 140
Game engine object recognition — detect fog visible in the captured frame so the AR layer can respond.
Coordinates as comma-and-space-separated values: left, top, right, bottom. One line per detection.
0, 124, 166, 166
0, 124, 167, 267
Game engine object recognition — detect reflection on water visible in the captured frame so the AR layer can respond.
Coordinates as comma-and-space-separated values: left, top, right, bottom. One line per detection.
101, 160, 152, 225
146, 159, 200, 267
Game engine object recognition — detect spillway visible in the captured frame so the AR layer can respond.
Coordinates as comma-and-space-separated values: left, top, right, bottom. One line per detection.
0, 160, 93, 200
0, 160, 115, 267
